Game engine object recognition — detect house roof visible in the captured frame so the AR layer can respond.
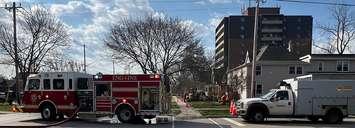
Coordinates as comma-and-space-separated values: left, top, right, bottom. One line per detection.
309, 54, 355, 58
300, 54, 355, 61
256, 45, 299, 61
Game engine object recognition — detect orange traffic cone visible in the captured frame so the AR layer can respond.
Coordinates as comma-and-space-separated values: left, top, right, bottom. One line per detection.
229, 101, 234, 113
232, 102, 238, 117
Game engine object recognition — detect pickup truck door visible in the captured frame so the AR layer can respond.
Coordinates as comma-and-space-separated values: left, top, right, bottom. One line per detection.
270, 90, 293, 115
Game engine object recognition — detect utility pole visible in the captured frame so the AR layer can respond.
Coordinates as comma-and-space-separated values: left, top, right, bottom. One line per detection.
112, 59, 115, 74
83, 43, 87, 73
251, 0, 261, 98
4, 2, 22, 103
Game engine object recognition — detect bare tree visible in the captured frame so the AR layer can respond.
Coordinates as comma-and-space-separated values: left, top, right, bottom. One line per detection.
42, 52, 84, 72
106, 15, 199, 113
0, 6, 69, 87
315, 5, 355, 54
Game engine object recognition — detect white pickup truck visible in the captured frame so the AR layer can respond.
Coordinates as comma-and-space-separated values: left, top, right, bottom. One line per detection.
236, 76, 355, 124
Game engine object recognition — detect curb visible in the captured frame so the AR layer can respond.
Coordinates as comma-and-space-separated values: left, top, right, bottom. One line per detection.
174, 116, 235, 120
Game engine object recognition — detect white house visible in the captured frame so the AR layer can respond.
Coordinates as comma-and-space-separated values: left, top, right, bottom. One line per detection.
227, 45, 355, 99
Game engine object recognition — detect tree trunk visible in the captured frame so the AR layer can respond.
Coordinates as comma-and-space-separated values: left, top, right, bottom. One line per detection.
160, 75, 171, 115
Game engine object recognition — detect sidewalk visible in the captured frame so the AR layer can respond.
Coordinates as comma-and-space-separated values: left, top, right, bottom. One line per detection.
0, 111, 14, 114
172, 96, 202, 120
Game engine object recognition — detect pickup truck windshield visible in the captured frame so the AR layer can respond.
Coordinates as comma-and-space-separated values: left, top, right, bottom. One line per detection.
261, 90, 276, 99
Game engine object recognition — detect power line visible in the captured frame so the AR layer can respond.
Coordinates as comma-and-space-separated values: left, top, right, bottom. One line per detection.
275, 0, 355, 6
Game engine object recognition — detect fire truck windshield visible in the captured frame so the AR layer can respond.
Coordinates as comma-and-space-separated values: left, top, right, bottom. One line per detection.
28, 79, 40, 90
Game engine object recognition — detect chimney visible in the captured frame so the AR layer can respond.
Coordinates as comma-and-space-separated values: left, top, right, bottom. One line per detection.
287, 40, 293, 53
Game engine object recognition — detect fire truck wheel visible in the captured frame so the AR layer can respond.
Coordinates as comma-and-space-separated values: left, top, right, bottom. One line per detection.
41, 105, 56, 121
117, 107, 134, 123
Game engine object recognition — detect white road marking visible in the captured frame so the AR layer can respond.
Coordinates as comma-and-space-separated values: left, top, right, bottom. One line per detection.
208, 118, 223, 128
172, 116, 175, 128
223, 118, 246, 127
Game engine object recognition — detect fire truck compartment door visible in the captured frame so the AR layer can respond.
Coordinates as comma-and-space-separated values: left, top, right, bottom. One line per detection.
140, 87, 160, 111
94, 83, 112, 112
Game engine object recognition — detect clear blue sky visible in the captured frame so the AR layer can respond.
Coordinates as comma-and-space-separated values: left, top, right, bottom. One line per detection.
0, 0, 354, 76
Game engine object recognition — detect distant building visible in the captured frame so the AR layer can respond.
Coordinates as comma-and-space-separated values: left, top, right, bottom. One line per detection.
227, 46, 355, 99
213, 7, 312, 84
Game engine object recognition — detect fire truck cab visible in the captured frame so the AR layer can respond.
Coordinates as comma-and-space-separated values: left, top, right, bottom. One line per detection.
22, 72, 161, 123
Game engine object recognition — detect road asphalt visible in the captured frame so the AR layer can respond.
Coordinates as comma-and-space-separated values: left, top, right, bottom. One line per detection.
1, 112, 355, 128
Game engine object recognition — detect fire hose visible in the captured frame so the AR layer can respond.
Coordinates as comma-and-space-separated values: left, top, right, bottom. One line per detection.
44, 104, 82, 127
12, 104, 82, 127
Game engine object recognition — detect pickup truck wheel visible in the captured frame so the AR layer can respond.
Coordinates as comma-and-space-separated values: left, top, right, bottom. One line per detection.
307, 116, 319, 122
250, 111, 265, 122
323, 109, 343, 124
117, 107, 134, 123
41, 105, 56, 121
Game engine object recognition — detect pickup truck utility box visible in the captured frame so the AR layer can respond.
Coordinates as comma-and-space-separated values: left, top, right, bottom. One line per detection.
236, 75, 355, 124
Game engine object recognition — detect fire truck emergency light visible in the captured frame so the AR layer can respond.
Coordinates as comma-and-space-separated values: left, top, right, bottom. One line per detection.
94, 72, 103, 80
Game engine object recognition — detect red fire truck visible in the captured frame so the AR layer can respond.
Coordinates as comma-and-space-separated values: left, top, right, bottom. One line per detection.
21, 72, 161, 123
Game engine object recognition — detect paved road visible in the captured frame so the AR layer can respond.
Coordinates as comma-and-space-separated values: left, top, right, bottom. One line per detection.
1, 112, 355, 128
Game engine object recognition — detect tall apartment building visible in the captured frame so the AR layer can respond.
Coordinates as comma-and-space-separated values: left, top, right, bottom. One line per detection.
213, 7, 312, 84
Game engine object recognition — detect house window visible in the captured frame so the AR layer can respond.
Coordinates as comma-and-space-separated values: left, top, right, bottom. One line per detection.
256, 65, 261, 76
289, 66, 295, 74
256, 84, 262, 95
53, 79, 64, 90
318, 62, 323, 71
296, 66, 303, 74
343, 62, 349, 71
337, 61, 349, 72
43, 79, 50, 90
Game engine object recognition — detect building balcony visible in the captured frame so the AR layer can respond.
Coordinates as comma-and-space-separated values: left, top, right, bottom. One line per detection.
260, 37, 282, 41
215, 63, 224, 69
216, 40, 224, 49
216, 32, 224, 42
261, 20, 283, 24
216, 24, 224, 34
261, 28, 283, 33
215, 48, 224, 56
215, 56, 224, 63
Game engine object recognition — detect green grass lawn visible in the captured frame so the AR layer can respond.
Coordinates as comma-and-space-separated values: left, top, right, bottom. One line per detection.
189, 101, 229, 109
172, 109, 181, 116
189, 101, 230, 117
198, 109, 230, 117
172, 100, 180, 109
0, 103, 10, 111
